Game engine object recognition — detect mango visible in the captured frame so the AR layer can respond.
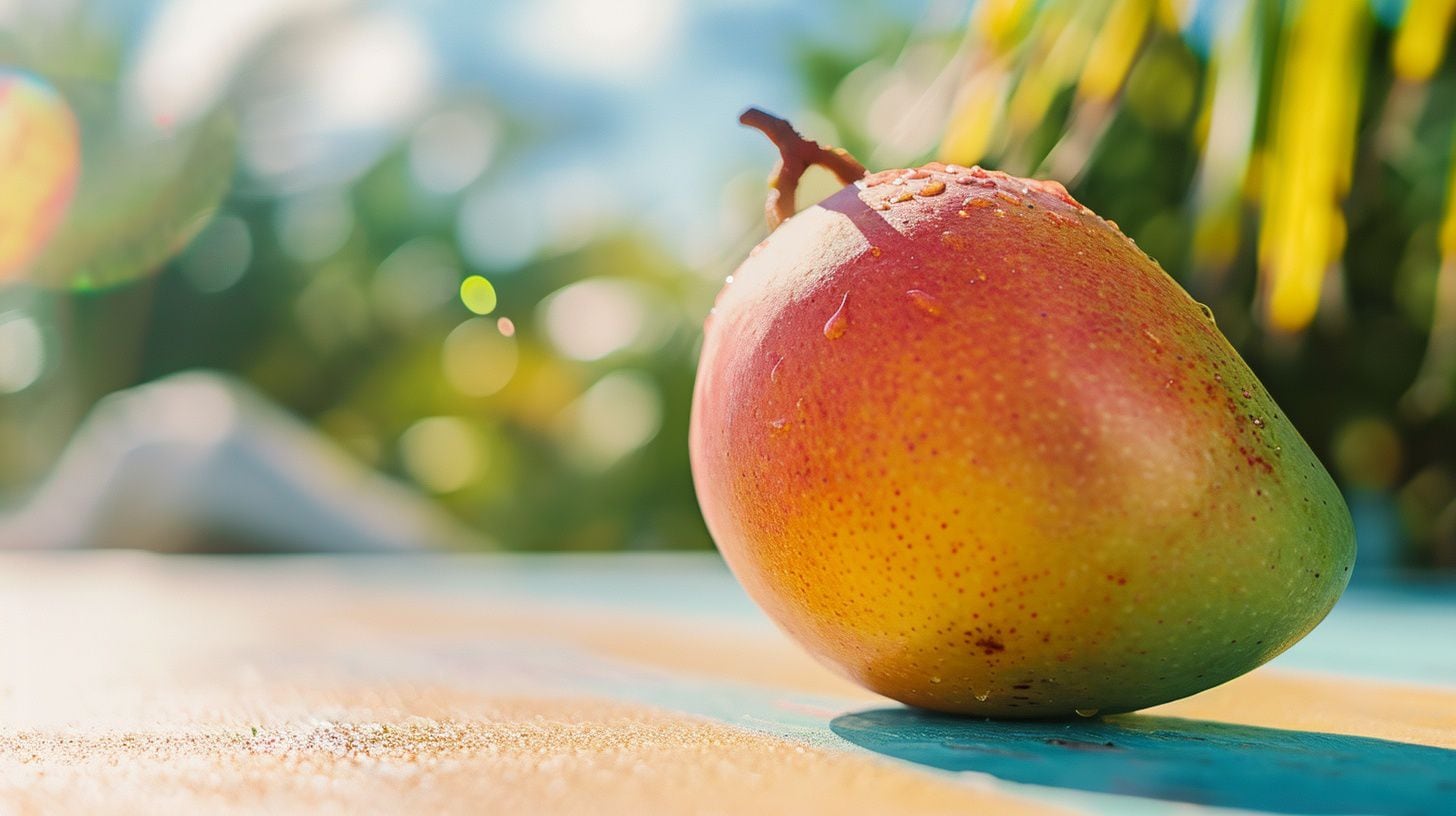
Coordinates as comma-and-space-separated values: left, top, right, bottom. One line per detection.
689, 111, 1355, 717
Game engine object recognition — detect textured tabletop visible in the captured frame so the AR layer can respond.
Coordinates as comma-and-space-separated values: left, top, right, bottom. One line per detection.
1, 553, 1453, 815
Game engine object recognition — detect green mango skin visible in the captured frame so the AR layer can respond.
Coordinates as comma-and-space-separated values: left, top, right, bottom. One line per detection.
689, 164, 1356, 717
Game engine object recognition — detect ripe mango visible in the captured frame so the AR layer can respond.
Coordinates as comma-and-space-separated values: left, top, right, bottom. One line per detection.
689, 113, 1355, 717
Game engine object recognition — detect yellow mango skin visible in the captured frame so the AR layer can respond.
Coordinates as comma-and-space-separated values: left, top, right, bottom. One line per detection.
689, 166, 1355, 717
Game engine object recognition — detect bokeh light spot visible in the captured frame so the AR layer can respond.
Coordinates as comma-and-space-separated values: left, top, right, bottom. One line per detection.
513, 0, 683, 83
178, 213, 252, 293
560, 369, 662, 471
399, 416, 482, 493
443, 317, 518, 397
234, 11, 437, 188
409, 108, 498, 195
457, 185, 545, 270
1333, 417, 1403, 491
0, 311, 44, 393
540, 278, 657, 361
275, 191, 354, 263
372, 238, 460, 329
295, 266, 371, 352
460, 275, 498, 315
497, 316, 515, 337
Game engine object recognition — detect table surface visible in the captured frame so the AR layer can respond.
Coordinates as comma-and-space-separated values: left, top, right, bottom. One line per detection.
1, 553, 1453, 816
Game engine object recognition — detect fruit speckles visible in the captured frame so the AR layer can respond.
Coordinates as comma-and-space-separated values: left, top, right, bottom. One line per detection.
975, 637, 1006, 655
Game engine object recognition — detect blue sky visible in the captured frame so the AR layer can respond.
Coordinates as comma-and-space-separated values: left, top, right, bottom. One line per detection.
86, 0, 939, 269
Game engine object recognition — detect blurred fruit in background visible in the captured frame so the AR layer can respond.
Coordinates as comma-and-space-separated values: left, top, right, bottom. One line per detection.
0, 0, 1454, 567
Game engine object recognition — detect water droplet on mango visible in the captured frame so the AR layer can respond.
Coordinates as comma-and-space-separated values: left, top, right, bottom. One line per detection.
906, 289, 943, 316
823, 294, 849, 340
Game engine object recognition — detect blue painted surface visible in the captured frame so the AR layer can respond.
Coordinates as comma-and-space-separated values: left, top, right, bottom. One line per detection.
287, 554, 1456, 814
1270, 578, 1456, 688
354, 554, 1456, 687
831, 708, 1456, 816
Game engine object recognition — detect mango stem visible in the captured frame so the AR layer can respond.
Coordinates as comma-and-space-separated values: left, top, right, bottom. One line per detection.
739, 107, 868, 231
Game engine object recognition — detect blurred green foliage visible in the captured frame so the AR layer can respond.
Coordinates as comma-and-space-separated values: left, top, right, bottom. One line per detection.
2, 1, 1456, 565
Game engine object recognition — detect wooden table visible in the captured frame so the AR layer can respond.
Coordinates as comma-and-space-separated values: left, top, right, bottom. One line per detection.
1, 553, 1453, 815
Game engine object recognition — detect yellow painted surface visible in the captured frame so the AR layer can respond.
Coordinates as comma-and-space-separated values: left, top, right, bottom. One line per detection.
2, 696, 1065, 816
